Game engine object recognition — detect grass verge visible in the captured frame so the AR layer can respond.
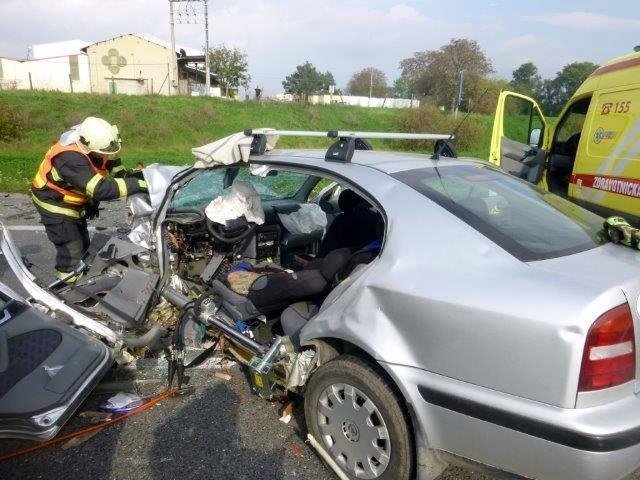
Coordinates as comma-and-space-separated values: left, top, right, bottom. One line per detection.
0, 90, 507, 192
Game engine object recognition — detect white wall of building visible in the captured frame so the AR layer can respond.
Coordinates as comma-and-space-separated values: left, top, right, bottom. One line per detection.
0, 58, 22, 89
85, 35, 177, 95
307, 94, 419, 108
31, 40, 90, 59
0, 55, 90, 92
1, 35, 209, 96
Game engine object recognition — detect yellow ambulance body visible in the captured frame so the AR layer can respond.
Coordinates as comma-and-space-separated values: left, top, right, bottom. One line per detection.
490, 51, 640, 223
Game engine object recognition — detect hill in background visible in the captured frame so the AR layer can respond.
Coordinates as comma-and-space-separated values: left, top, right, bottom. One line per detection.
0, 90, 495, 191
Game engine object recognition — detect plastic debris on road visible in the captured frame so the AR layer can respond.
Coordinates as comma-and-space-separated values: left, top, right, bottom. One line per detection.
279, 401, 295, 424
99, 392, 144, 414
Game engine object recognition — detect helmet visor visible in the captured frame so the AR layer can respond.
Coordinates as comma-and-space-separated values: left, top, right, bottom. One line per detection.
100, 139, 121, 154
98, 125, 121, 154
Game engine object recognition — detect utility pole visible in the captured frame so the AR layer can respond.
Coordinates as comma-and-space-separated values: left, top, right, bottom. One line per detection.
368, 69, 373, 107
168, 0, 211, 96
169, 0, 178, 95
204, 0, 211, 95
453, 69, 465, 119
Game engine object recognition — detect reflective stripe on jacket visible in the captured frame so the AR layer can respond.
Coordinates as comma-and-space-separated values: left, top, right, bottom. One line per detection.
32, 142, 108, 207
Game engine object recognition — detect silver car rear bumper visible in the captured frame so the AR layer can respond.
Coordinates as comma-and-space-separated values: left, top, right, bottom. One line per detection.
385, 363, 640, 480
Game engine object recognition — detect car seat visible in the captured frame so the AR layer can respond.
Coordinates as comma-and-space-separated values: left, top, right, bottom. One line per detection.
209, 216, 384, 338
318, 189, 379, 256
208, 242, 380, 328
278, 240, 382, 345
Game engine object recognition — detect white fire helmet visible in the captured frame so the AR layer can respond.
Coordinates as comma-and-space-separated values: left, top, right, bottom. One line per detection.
76, 117, 121, 155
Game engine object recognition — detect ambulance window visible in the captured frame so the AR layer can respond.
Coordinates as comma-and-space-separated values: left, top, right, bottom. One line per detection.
555, 97, 590, 143
503, 96, 544, 147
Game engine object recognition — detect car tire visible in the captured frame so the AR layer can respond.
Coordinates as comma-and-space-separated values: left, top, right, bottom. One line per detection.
608, 227, 622, 244
304, 355, 413, 480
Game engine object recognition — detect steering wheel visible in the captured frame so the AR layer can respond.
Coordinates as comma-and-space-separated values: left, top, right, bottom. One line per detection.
205, 215, 257, 244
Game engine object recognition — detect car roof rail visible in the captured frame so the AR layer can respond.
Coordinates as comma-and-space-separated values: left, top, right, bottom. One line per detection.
243, 129, 452, 163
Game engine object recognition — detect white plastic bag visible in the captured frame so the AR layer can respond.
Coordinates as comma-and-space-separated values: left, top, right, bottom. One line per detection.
205, 181, 265, 225
278, 203, 327, 235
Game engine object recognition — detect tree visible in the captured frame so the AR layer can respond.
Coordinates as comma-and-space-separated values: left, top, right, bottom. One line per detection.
391, 75, 413, 99
399, 38, 493, 109
555, 61, 599, 100
282, 61, 335, 99
346, 67, 388, 97
509, 62, 542, 98
538, 78, 564, 116
512, 62, 538, 85
207, 45, 250, 97
464, 77, 509, 115
539, 61, 599, 114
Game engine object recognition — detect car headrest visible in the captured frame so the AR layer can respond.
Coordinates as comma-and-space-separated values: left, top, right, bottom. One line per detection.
338, 189, 367, 212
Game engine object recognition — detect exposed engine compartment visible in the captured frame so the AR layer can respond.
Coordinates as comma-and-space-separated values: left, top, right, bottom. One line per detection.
45, 184, 321, 400
0, 162, 379, 402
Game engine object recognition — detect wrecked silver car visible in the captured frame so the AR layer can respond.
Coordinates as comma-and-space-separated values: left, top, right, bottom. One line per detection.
3, 129, 640, 480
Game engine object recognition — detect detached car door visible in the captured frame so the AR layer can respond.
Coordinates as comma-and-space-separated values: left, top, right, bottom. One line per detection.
490, 91, 548, 186
0, 282, 112, 441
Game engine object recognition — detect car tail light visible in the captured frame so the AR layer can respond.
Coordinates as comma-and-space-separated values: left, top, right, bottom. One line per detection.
579, 303, 636, 392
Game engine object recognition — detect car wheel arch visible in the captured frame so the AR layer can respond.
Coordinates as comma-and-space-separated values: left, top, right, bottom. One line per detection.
303, 337, 447, 479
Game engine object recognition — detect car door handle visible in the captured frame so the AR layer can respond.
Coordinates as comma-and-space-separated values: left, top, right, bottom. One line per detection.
522, 148, 540, 166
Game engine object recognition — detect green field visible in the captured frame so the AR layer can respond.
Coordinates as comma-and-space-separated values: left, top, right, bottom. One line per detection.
0, 90, 502, 192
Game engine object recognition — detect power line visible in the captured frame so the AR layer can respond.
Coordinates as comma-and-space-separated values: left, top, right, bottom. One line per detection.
169, 0, 211, 95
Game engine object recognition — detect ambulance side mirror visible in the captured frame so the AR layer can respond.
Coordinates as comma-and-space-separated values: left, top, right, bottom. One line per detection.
529, 128, 541, 148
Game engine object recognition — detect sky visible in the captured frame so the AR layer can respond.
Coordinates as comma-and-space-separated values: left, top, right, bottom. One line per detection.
1, 0, 639, 95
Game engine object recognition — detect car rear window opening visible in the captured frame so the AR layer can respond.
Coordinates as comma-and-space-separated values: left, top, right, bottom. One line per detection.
392, 164, 606, 261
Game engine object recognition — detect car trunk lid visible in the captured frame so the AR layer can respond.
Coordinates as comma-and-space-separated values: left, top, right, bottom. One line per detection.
529, 243, 640, 395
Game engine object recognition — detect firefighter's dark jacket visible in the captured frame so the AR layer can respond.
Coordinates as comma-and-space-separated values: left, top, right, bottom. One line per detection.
32, 142, 146, 220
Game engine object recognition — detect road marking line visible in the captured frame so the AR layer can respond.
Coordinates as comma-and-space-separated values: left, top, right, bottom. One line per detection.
6, 225, 117, 232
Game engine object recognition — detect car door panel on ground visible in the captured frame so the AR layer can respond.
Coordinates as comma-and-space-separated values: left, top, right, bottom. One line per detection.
0, 284, 112, 441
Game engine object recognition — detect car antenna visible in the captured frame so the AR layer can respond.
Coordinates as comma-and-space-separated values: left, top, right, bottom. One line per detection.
431, 87, 490, 161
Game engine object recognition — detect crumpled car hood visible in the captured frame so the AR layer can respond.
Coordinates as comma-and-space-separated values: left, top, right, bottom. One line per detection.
125, 164, 188, 249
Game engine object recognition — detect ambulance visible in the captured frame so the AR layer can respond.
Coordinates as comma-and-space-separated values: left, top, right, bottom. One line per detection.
490, 50, 640, 224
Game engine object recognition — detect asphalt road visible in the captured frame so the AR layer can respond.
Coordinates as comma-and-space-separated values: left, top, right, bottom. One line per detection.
0, 194, 499, 480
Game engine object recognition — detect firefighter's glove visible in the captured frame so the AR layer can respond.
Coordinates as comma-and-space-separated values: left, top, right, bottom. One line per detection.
86, 203, 100, 220
124, 169, 145, 180
137, 179, 149, 193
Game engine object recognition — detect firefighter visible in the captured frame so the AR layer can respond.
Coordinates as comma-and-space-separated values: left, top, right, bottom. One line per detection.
31, 117, 148, 282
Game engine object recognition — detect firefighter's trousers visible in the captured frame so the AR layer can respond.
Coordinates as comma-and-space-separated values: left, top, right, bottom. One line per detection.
41, 214, 90, 279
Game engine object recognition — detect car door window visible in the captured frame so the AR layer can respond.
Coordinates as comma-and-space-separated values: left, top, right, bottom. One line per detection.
497, 94, 546, 184
548, 97, 591, 196
553, 98, 590, 151
503, 95, 545, 147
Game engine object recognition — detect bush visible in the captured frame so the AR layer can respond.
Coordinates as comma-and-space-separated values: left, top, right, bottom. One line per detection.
393, 103, 484, 153
0, 102, 23, 142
